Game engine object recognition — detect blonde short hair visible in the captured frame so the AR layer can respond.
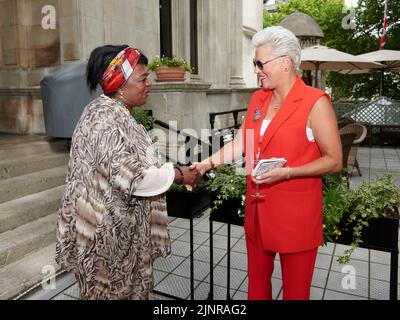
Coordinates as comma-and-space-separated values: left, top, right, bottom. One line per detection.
252, 26, 301, 70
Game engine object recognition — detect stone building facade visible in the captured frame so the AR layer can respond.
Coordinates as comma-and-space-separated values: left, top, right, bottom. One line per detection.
0, 0, 263, 135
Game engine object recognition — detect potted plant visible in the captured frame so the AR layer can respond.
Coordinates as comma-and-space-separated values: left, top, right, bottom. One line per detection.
166, 181, 210, 218
148, 55, 193, 82
205, 165, 246, 225
206, 165, 400, 264
323, 173, 400, 264
131, 107, 154, 130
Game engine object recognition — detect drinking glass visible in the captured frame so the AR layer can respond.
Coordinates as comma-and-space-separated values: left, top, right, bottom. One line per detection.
250, 146, 265, 198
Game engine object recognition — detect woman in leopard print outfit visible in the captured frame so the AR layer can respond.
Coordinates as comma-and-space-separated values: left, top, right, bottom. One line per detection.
55, 45, 199, 299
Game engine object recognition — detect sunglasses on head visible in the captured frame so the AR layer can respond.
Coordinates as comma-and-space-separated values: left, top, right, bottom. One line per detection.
253, 55, 286, 70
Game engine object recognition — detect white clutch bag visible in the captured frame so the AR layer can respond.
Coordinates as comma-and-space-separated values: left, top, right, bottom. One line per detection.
252, 158, 287, 177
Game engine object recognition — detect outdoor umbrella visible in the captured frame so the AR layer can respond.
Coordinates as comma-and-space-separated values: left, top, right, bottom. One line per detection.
300, 45, 384, 88
337, 49, 400, 95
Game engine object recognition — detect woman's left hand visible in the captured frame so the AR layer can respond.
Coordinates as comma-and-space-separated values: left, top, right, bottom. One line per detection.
251, 167, 288, 185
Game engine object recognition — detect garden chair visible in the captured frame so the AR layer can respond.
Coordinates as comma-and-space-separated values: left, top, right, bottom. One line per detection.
337, 117, 354, 129
339, 123, 368, 177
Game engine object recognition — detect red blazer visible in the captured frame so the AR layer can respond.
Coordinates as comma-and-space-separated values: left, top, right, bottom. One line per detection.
243, 77, 330, 253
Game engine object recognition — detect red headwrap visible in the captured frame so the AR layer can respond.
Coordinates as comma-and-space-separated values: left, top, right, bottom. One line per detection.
100, 47, 141, 94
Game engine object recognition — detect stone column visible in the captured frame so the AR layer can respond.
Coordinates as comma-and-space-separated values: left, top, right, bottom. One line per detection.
58, 0, 82, 62
171, 0, 190, 63
228, 0, 246, 88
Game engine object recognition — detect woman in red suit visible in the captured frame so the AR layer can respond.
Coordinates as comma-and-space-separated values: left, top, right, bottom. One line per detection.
192, 26, 342, 300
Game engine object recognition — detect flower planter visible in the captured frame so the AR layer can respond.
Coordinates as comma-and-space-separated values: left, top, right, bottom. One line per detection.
334, 214, 399, 251
154, 66, 186, 82
166, 186, 210, 218
209, 192, 244, 226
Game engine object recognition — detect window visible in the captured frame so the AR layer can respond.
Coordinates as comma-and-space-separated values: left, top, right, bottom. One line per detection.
159, 0, 172, 58
190, 0, 198, 75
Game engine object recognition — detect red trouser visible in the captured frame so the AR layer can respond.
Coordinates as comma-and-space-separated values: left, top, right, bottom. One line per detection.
246, 212, 318, 300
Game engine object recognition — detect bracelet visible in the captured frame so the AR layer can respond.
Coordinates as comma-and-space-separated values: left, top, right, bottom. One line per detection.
286, 166, 291, 180
174, 165, 184, 184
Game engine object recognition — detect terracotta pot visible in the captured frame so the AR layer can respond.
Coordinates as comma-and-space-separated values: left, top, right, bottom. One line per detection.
154, 66, 186, 82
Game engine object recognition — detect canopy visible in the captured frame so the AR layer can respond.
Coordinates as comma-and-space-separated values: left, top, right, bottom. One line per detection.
300, 45, 384, 88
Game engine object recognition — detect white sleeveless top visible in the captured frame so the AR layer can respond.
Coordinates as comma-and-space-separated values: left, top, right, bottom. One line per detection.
260, 119, 315, 142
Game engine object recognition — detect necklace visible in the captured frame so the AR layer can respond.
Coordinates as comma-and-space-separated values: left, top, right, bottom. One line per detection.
273, 104, 281, 109
115, 99, 132, 113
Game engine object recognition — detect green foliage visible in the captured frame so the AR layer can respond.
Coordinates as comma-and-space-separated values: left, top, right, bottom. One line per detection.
168, 182, 186, 193
131, 107, 154, 131
204, 165, 247, 217
328, 0, 400, 100
148, 55, 193, 73
264, 0, 349, 48
323, 173, 400, 264
207, 166, 400, 264
264, 0, 400, 100
168, 179, 207, 193
322, 174, 352, 244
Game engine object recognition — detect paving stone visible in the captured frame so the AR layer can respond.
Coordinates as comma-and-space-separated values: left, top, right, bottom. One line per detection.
153, 274, 199, 300
232, 290, 247, 300
318, 243, 334, 255
153, 255, 186, 273
310, 286, 324, 300
178, 230, 209, 245
171, 239, 199, 258
315, 253, 333, 270
323, 289, 367, 300
61, 283, 80, 299
168, 226, 188, 240
215, 225, 245, 239
172, 258, 210, 282
370, 250, 391, 265
194, 282, 236, 300
331, 258, 369, 279
209, 234, 239, 250
208, 265, 247, 291
231, 239, 247, 254
154, 270, 168, 286
51, 293, 78, 300
334, 244, 369, 262
311, 268, 329, 289
370, 262, 391, 282
326, 270, 369, 298
194, 245, 226, 264
218, 251, 248, 271
370, 279, 390, 300
169, 218, 191, 229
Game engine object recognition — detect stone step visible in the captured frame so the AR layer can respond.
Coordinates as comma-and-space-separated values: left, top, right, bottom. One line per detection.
0, 166, 67, 204
0, 243, 60, 300
0, 133, 47, 146
0, 153, 69, 180
0, 139, 68, 161
0, 213, 57, 268
0, 186, 64, 233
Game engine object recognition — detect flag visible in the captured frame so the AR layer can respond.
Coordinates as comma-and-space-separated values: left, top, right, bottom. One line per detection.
379, 0, 388, 49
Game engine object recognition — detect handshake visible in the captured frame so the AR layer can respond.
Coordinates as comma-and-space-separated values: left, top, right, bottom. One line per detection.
174, 162, 210, 191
